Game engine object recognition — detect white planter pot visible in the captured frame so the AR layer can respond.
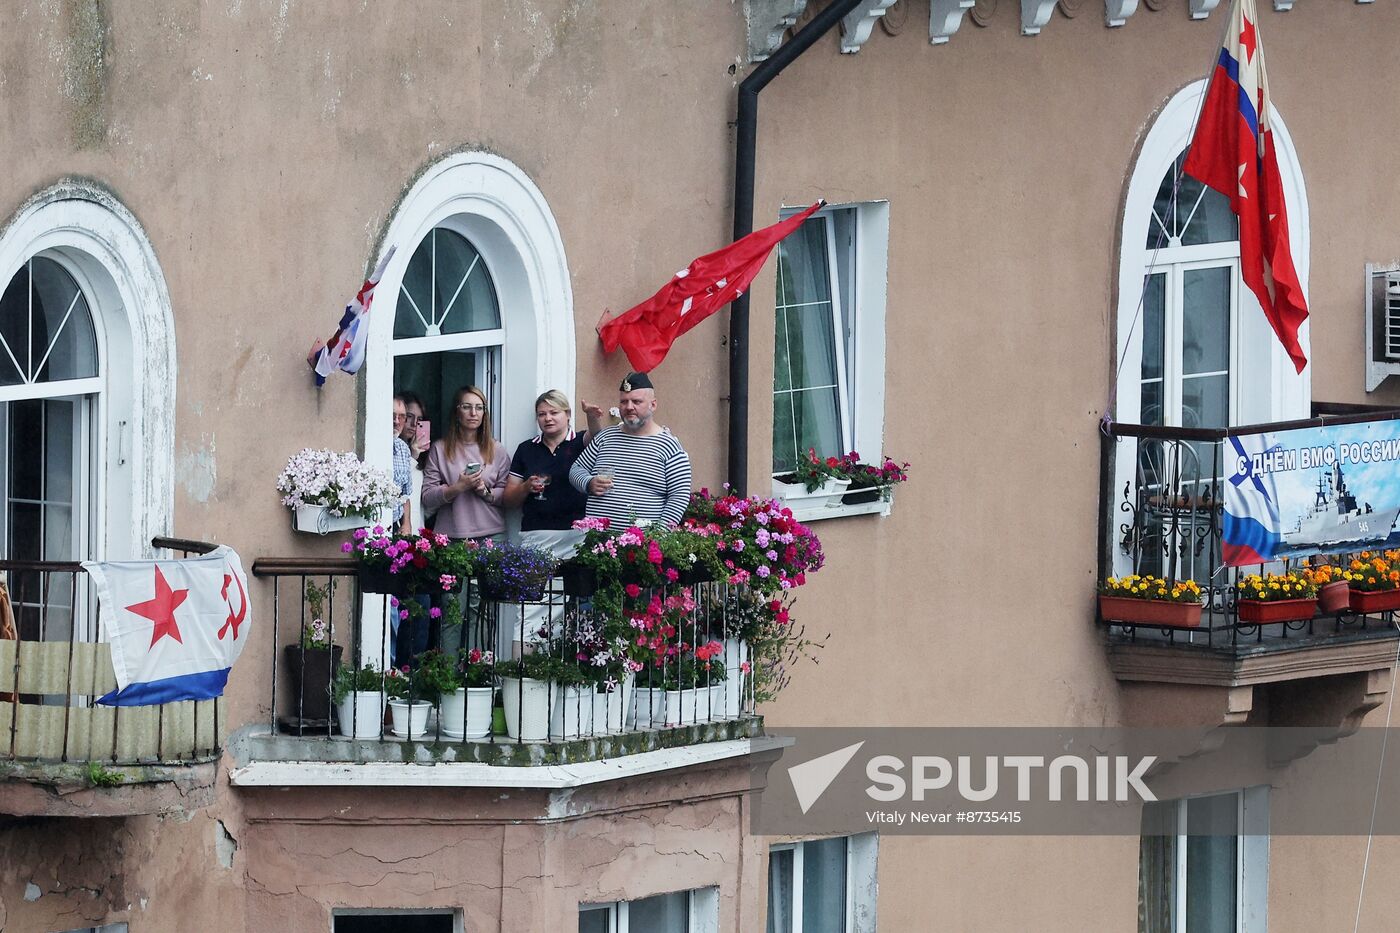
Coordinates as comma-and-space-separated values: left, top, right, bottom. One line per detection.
709, 684, 726, 722
387, 699, 432, 739
631, 685, 667, 730
293, 504, 371, 535
721, 638, 750, 719
591, 674, 635, 735
550, 685, 595, 741
663, 688, 705, 727
500, 676, 551, 742
439, 686, 495, 739
771, 476, 851, 509
337, 690, 385, 739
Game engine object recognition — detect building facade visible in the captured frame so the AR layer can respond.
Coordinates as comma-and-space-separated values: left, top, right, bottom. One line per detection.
3, 0, 1400, 930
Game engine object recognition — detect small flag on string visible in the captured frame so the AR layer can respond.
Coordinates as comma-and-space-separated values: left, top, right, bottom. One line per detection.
307, 246, 397, 386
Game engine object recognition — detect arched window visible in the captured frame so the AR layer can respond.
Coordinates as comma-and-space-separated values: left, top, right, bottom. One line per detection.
0, 186, 175, 640
0, 256, 101, 568
1115, 80, 1311, 431
392, 226, 505, 433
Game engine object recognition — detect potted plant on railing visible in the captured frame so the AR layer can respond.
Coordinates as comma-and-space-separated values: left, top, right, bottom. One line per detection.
498, 652, 576, 742
332, 664, 386, 739
705, 586, 783, 720
684, 488, 825, 596
1305, 563, 1351, 614
438, 647, 496, 740
1235, 572, 1319, 623
277, 448, 401, 535
1097, 575, 1204, 627
1342, 551, 1400, 614
772, 448, 851, 508
475, 542, 558, 603
837, 453, 910, 505
347, 527, 474, 597
644, 642, 726, 728
284, 581, 343, 727
384, 665, 433, 739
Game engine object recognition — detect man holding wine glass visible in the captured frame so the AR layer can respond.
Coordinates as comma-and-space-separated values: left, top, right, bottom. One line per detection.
569, 372, 692, 528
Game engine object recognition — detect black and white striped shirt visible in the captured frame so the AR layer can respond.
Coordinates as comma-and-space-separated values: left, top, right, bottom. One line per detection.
568, 426, 692, 527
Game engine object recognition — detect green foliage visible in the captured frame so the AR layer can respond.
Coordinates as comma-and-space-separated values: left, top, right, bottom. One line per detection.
331, 664, 385, 704
83, 761, 124, 788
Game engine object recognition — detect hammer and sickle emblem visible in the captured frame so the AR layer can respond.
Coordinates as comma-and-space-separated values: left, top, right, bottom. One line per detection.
219, 572, 248, 641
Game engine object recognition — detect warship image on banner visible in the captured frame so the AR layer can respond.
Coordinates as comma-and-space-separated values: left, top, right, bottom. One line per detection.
1282, 463, 1400, 549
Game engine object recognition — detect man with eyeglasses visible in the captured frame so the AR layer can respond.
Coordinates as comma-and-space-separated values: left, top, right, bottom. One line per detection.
391, 395, 415, 535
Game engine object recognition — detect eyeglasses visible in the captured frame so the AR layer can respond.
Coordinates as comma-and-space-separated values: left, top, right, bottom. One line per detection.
457, 403, 486, 412
392, 412, 408, 422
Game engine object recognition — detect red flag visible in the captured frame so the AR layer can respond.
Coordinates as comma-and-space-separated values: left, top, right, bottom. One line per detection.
1182, 0, 1308, 374
599, 201, 825, 371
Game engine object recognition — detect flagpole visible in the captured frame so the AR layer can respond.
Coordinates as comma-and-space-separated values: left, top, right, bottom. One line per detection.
1100, 0, 1241, 435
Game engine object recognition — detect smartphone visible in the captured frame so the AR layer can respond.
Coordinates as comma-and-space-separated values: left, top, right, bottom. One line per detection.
466, 462, 483, 475
414, 420, 430, 448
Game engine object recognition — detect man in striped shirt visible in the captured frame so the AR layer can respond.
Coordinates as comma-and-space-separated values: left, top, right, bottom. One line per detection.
569, 372, 692, 527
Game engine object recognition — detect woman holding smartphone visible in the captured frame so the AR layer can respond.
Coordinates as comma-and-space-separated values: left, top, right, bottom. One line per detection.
422, 385, 510, 656
422, 385, 510, 542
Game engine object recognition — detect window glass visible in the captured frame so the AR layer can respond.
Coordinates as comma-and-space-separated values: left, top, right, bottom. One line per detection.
773, 213, 847, 472
395, 228, 501, 339
1145, 155, 1238, 248
768, 847, 795, 933
578, 906, 612, 933
802, 836, 848, 933
334, 913, 455, 933
627, 891, 688, 933
0, 258, 98, 385
1185, 794, 1238, 933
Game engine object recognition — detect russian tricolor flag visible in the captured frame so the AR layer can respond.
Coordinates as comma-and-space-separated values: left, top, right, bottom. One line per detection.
1222, 435, 1283, 566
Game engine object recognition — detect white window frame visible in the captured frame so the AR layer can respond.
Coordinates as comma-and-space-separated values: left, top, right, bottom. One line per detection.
771, 202, 889, 522
0, 184, 176, 562
768, 833, 879, 933
580, 886, 719, 933
1142, 256, 1242, 430
1143, 787, 1269, 933
330, 908, 462, 933
1115, 81, 1311, 431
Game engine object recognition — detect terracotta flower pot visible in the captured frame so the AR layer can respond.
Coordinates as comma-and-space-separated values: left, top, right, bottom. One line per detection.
1237, 598, 1318, 624
1319, 581, 1351, 614
1097, 595, 1202, 628
1349, 589, 1400, 614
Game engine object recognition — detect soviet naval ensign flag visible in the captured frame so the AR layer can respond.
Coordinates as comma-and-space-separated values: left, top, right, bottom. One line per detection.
82, 546, 251, 706
1182, 0, 1309, 374
599, 201, 824, 371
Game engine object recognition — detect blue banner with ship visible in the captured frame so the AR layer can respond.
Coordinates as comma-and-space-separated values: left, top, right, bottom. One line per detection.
1223, 420, 1400, 566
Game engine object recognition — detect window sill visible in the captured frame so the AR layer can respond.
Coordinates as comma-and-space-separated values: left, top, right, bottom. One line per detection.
782, 496, 892, 523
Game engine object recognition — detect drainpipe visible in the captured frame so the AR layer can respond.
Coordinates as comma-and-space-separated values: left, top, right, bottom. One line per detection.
727, 0, 866, 495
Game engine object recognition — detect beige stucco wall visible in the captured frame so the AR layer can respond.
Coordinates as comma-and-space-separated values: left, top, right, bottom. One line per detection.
4, 0, 1400, 930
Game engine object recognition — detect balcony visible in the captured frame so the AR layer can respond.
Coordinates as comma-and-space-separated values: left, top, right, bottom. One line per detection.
1098, 409, 1400, 749
0, 538, 223, 817
231, 557, 766, 789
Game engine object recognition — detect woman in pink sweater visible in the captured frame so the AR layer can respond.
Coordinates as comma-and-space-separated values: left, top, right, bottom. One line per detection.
421, 385, 511, 542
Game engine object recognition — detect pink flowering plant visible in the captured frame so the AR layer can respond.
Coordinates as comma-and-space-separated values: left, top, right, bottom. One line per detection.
347, 526, 475, 590
658, 640, 729, 692
459, 647, 496, 689
277, 448, 401, 520
831, 451, 910, 500
682, 488, 824, 595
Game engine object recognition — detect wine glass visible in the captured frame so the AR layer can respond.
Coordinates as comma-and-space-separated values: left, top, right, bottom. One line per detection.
535, 474, 552, 502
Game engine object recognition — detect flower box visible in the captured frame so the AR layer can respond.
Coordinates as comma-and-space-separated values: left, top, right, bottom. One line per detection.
841, 485, 885, 505
1097, 595, 1202, 628
1320, 581, 1351, 614
293, 504, 370, 536
1237, 598, 1317, 624
1350, 589, 1400, 614
357, 565, 411, 597
772, 475, 851, 509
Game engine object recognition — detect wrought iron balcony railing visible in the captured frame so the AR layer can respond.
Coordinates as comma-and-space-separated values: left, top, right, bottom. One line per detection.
1098, 409, 1400, 650
247, 556, 759, 766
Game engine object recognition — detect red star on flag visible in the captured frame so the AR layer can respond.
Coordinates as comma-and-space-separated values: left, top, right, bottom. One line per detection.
1240, 14, 1256, 65
126, 566, 188, 648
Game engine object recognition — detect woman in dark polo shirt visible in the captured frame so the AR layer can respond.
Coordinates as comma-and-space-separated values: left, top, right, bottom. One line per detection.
504, 389, 592, 546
